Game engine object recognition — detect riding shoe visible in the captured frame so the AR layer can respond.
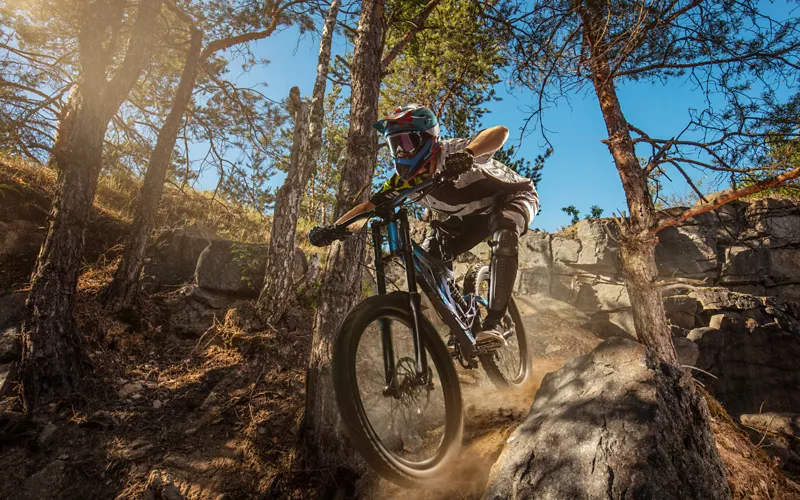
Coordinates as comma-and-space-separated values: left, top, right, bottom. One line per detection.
475, 317, 507, 348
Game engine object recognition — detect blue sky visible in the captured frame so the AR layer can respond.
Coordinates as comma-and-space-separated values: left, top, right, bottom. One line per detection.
208, 6, 794, 232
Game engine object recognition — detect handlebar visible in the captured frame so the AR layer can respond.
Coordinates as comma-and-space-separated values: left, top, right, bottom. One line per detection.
336, 173, 446, 229
308, 173, 448, 247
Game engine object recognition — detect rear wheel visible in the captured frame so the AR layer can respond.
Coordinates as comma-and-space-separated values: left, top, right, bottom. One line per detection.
463, 265, 530, 389
332, 292, 463, 486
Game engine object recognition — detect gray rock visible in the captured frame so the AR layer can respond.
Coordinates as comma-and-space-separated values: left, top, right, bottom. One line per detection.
720, 246, 768, 284
163, 294, 223, 337
693, 323, 800, 415
687, 327, 720, 342
483, 338, 730, 500
673, 336, 700, 366
664, 295, 699, 315
142, 225, 216, 290
655, 222, 718, 279
573, 280, 630, 314
518, 230, 551, 270
769, 248, 800, 284
0, 292, 26, 328
740, 412, 800, 438
667, 311, 697, 329
514, 295, 601, 361
688, 287, 761, 311
588, 310, 637, 340
574, 220, 619, 272
514, 268, 550, 296
708, 312, 744, 332
664, 296, 699, 329
187, 287, 238, 310
19, 460, 66, 500
551, 234, 581, 271
0, 326, 21, 362
516, 231, 551, 295
0, 220, 43, 258
756, 214, 800, 245
195, 240, 267, 296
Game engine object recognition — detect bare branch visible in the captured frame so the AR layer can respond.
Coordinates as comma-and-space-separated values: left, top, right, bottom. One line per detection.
652, 164, 800, 234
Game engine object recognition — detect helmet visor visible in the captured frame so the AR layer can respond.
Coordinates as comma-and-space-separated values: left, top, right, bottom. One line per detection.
387, 131, 424, 158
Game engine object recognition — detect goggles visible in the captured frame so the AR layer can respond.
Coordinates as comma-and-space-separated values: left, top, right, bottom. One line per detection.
387, 131, 428, 158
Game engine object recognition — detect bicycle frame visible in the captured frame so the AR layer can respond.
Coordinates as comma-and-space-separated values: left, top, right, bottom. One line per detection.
338, 175, 483, 392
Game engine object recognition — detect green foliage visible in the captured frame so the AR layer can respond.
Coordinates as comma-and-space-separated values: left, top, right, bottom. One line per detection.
302, 84, 348, 225
494, 145, 549, 187
587, 205, 604, 219
381, 0, 505, 136
561, 205, 580, 225
561, 204, 604, 225
230, 243, 261, 288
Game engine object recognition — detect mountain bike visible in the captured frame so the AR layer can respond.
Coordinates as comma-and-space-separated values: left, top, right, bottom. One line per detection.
310, 173, 531, 486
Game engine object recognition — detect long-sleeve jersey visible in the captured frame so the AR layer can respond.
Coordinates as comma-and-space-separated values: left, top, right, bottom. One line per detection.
370, 135, 539, 223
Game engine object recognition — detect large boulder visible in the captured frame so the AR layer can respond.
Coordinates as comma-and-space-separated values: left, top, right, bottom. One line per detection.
691, 323, 800, 416
655, 215, 719, 279
514, 295, 600, 361
515, 231, 551, 296
195, 240, 267, 295
0, 220, 43, 259
142, 225, 216, 290
483, 338, 730, 500
551, 220, 619, 275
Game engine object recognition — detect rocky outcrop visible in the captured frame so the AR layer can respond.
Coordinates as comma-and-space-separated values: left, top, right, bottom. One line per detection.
141, 224, 217, 292
483, 338, 730, 500
0, 220, 44, 259
510, 198, 800, 338
141, 227, 309, 335
195, 240, 268, 295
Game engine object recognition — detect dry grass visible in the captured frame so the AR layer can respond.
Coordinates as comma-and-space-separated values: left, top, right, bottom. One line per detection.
0, 151, 272, 243
702, 388, 800, 500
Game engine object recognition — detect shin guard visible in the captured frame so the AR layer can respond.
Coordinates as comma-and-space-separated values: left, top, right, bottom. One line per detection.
488, 228, 519, 320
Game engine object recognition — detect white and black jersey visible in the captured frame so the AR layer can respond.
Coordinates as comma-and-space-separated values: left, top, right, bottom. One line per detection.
370, 135, 540, 224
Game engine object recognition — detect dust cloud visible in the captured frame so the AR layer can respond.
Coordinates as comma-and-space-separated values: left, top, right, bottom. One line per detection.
367, 359, 564, 500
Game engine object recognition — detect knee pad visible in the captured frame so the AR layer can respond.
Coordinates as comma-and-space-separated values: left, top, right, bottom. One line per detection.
489, 229, 519, 317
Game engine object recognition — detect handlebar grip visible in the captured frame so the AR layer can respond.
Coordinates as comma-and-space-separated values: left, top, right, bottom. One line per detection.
308, 225, 352, 247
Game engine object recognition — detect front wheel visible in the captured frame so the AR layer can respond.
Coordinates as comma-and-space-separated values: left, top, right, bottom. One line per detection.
463, 265, 531, 389
332, 292, 463, 486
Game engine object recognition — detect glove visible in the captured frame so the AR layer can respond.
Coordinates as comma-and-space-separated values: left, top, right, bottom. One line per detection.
442, 148, 474, 179
308, 225, 349, 247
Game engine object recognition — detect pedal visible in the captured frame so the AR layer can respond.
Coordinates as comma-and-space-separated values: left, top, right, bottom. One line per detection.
474, 337, 503, 354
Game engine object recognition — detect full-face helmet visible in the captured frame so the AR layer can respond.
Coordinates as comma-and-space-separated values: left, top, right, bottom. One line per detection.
374, 104, 440, 181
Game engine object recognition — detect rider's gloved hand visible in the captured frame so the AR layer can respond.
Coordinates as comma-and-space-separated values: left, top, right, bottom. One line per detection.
442, 148, 474, 179
308, 225, 348, 247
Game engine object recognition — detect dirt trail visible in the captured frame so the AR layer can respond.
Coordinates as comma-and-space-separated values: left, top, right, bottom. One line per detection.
369, 359, 565, 500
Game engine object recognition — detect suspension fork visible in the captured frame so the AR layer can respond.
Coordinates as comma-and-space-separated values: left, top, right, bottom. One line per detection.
372, 221, 396, 389
398, 209, 429, 379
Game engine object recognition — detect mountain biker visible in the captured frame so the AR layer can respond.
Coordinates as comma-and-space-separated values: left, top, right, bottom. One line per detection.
310, 104, 539, 347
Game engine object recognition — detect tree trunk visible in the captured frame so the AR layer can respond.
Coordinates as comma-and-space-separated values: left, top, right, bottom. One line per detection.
302, 0, 385, 490
20, 0, 162, 409
104, 29, 203, 313
258, 0, 342, 323
258, 100, 310, 321
579, 1, 679, 366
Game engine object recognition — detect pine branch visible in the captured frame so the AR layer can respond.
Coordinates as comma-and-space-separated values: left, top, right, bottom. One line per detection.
652, 164, 800, 234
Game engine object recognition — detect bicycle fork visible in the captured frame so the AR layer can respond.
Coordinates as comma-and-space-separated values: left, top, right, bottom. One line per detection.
372, 211, 430, 397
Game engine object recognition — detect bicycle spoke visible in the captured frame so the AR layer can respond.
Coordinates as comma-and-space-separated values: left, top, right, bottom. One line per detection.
354, 316, 447, 464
